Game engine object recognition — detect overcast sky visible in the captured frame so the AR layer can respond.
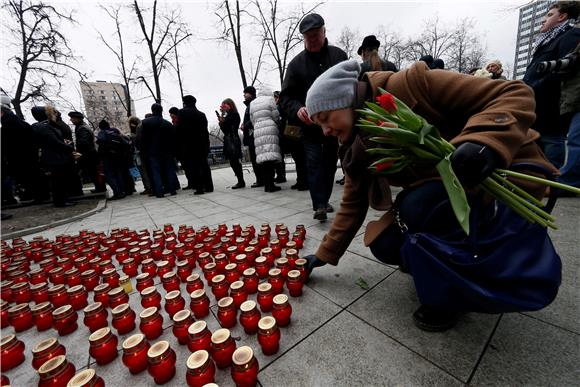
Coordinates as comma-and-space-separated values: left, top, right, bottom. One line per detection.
1, 0, 530, 126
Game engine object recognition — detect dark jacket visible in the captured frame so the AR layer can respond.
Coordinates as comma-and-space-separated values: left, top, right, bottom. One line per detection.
242, 96, 256, 146
74, 122, 96, 155
280, 40, 348, 141
35, 120, 75, 168
97, 127, 129, 159
523, 27, 580, 135
176, 104, 210, 156
360, 58, 397, 77
140, 114, 176, 157
1, 110, 37, 174
219, 111, 242, 159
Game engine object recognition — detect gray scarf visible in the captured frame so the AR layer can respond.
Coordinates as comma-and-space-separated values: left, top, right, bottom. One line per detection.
532, 19, 577, 55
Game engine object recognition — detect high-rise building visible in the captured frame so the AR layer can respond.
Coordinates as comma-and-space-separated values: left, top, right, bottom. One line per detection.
79, 81, 135, 133
513, 1, 551, 79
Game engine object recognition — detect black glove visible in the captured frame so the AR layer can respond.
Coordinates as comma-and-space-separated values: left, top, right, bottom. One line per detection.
451, 142, 502, 188
303, 254, 327, 274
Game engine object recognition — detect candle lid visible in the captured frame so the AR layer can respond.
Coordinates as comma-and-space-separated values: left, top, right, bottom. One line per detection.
203, 262, 216, 270
157, 260, 169, 268
89, 327, 110, 342
172, 309, 191, 322
122, 333, 144, 350
187, 350, 209, 369
240, 300, 256, 312
165, 290, 181, 300
112, 303, 130, 315
211, 328, 231, 344
48, 284, 65, 293
49, 266, 63, 274
0, 334, 17, 348
83, 302, 102, 314
261, 247, 273, 253
273, 294, 289, 305
286, 248, 298, 255
295, 258, 307, 265
227, 245, 237, 252
147, 340, 169, 358
141, 286, 157, 296
211, 275, 225, 284
258, 283, 272, 292
93, 283, 110, 292
287, 270, 301, 279
255, 256, 266, 264
275, 258, 288, 265
102, 268, 116, 276
31, 301, 51, 313
81, 268, 96, 277
119, 274, 129, 282
38, 355, 67, 376
8, 303, 29, 313
224, 263, 237, 271
235, 254, 247, 262
176, 260, 188, 268
32, 337, 58, 354
271, 239, 280, 244
229, 281, 244, 290
30, 282, 48, 290
67, 284, 84, 293
162, 271, 176, 280
199, 252, 210, 259
141, 258, 154, 265
268, 268, 281, 276
186, 273, 200, 282
108, 286, 124, 297
217, 297, 233, 308
123, 258, 135, 265
232, 346, 254, 366
136, 272, 150, 280
188, 320, 207, 335
67, 369, 96, 387
244, 246, 255, 252
10, 282, 28, 290
243, 268, 256, 276
214, 253, 226, 260
139, 306, 158, 318
258, 316, 276, 330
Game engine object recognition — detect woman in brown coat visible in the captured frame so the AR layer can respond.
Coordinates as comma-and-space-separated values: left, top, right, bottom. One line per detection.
303, 59, 557, 331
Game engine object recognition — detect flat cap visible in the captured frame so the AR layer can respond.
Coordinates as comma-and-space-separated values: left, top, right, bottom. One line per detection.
68, 111, 84, 119
299, 13, 324, 34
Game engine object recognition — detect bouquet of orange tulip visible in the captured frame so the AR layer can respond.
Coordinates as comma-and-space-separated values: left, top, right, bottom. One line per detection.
357, 89, 580, 235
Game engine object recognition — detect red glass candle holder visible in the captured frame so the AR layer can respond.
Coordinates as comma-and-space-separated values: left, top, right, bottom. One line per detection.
83, 302, 108, 333
226, 245, 238, 263
31, 337, 65, 370
257, 283, 274, 313
210, 274, 229, 301
101, 268, 120, 288
257, 316, 281, 355
261, 247, 275, 266
156, 260, 171, 279
11, 281, 31, 304
182, 250, 196, 267
268, 268, 284, 295
89, 327, 118, 365
135, 272, 154, 293
52, 305, 78, 336
234, 254, 249, 274
161, 249, 176, 267
141, 258, 157, 277
48, 284, 69, 308
8, 303, 34, 332
242, 268, 259, 294
213, 253, 228, 274
161, 271, 180, 292
295, 258, 308, 283
239, 300, 261, 335
74, 257, 90, 274
164, 290, 185, 318
92, 283, 110, 307
0, 300, 9, 328
217, 297, 237, 328
272, 294, 293, 327
187, 320, 212, 353
30, 268, 48, 285
66, 368, 104, 387
67, 285, 88, 311
64, 268, 82, 288
140, 286, 162, 309
122, 258, 138, 278
0, 280, 13, 303
176, 260, 192, 282
172, 309, 193, 345
190, 289, 211, 318
231, 346, 259, 387
48, 267, 66, 285
108, 286, 129, 309
186, 350, 216, 387
243, 247, 257, 266
0, 334, 25, 372
112, 303, 136, 335
229, 280, 248, 308
31, 301, 54, 331
139, 307, 164, 340
275, 257, 290, 278
202, 262, 218, 284
224, 263, 240, 284
295, 224, 306, 239
291, 232, 304, 249
81, 269, 99, 291
269, 240, 282, 258
210, 328, 237, 369
122, 333, 150, 374
147, 340, 176, 385
37, 355, 76, 387
286, 270, 303, 297
186, 273, 204, 294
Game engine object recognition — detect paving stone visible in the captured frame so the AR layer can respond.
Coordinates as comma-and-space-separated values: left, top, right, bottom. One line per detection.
470, 313, 580, 386
259, 311, 462, 386
347, 271, 500, 382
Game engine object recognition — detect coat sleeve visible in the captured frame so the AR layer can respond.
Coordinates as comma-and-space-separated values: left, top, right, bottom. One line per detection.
279, 61, 304, 121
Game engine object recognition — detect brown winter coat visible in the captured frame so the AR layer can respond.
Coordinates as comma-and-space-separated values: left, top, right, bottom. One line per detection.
315, 62, 557, 265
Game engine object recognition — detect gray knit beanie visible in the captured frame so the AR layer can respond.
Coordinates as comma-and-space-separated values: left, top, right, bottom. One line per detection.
306, 59, 361, 119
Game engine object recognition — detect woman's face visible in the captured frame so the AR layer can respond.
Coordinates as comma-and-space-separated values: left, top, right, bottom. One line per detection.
313, 108, 355, 143
221, 103, 230, 112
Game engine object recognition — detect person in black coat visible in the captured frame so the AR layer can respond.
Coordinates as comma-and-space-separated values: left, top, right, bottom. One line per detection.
523, 1, 580, 168
218, 98, 245, 189
242, 86, 263, 187
177, 95, 214, 195
358, 35, 398, 76
96, 119, 128, 199
140, 103, 180, 198
279, 13, 348, 221
68, 111, 105, 193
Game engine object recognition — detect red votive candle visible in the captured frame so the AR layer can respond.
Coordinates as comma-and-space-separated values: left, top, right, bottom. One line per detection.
89, 327, 118, 365
214, 253, 228, 274
272, 294, 292, 327
83, 302, 108, 333
269, 240, 282, 258
122, 258, 138, 278
31, 337, 65, 370
156, 260, 171, 279
231, 346, 259, 387
161, 271, 180, 292
31, 281, 50, 304
48, 267, 65, 285
141, 286, 162, 309
135, 272, 154, 293
0, 300, 9, 328
197, 252, 212, 270
0, 334, 25, 372
295, 258, 308, 283
190, 289, 210, 318
239, 300, 261, 335
257, 316, 281, 355
164, 290, 185, 318
140, 258, 157, 278
65, 268, 82, 288
286, 248, 299, 269
31, 301, 54, 331
275, 257, 290, 278
67, 285, 88, 311
186, 273, 204, 294
122, 333, 150, 374
257, 283, 274, 313
217, 296, 237, 328
8, 303, 34, 332
234, 254, 249, 274
202, 262, 218, 283
286, 270, 303, 297
187, 320, 212, 353
37, 355, 76, 387
147, 340, 176, 385
81, 269, 99, 291
107, 286, 128, 309
224, 263, 240, 284
139, 306, 164, 340
112, 303, 136, 335
268, 268, 284, 295
52, 305, 78, 336
210, 328, 237, 369
208, 274, 227, 301
101, 268, 120, 288
48, 284, 69, 308
186, 350, 216, 387
242, 268, 259, 294
10, 281, 31, 304
229, 280, 248, 308
176, 260, 192, 282
66, 368, 104, 387
172, 309, 193, 345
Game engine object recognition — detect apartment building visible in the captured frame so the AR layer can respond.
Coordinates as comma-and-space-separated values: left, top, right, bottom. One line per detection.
513, 1, 551, 79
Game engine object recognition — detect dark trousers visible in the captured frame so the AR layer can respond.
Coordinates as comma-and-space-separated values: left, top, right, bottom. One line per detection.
247, 141, 263, 184
149, 155, 180, 197
79, 153, 106, 191
102, 157, 125, 197
261, 161, 279, 190
229, 157, 244, 183
48, 166, 69, 206
303, 136, 338, 210
197, 155, 214, 192
275, 159, 285, 180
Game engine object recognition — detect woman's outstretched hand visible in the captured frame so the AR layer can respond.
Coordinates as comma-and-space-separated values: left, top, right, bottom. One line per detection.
303, 254, 327, 274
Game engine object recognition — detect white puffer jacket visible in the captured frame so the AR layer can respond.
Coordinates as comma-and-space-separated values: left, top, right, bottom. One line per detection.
250, 96, 282, 164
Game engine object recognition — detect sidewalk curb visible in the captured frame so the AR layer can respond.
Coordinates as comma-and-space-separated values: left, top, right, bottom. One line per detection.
1, 199, 107, 240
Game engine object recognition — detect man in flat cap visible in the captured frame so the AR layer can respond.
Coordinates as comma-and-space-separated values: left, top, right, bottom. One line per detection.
358, 35, 397, 76
279, 13, 348, 221
68, 111, 105, 193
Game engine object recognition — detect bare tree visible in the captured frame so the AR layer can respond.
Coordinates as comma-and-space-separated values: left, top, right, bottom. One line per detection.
167, 24, 190, 100
407, 16, 454, 61
446, 18, 487, 73
3, 0, 83, 118
97, 5, 138, 117
132, 0, 192, 103
376, 27, 410, 69
337, 26, 360, 59
252, 0, 323, 87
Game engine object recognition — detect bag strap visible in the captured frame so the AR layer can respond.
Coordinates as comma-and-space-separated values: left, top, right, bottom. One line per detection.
509, 162, 558, 214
